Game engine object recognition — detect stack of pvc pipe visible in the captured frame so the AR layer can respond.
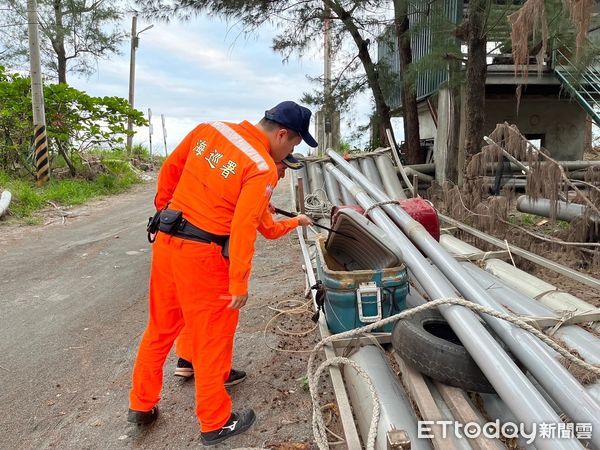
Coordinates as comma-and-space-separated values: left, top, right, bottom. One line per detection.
302, 154, 409, 212
324, 150, 600, 449
375, 155, 407, 200
439, 235, 600, 443
440, 234, 600, 333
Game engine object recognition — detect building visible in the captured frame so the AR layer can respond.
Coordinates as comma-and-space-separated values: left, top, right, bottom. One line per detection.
378, 0, 599, 181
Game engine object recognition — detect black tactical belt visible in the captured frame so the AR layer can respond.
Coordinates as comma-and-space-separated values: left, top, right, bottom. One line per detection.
173, 220, 229, 247
150, 209, 229, 250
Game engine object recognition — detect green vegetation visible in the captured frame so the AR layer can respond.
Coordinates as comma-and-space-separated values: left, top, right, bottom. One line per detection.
0, 66, 147, 177
0, 151, 142, 221
506, 213, 540, 228
296, 375, 309, 392
0, 66, 153, 224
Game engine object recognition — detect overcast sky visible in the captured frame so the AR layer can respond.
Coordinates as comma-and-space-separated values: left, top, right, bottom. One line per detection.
69, 14, 378, 155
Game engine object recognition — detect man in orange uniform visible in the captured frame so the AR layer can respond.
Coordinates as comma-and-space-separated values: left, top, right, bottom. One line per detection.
173, 156, 311, 378
127, 101, 317, 446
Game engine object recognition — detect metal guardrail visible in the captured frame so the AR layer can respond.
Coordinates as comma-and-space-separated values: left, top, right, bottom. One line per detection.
553, 40, 600, 125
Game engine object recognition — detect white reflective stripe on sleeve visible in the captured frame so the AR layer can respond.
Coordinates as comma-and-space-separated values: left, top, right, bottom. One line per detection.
210, 121, 269, 171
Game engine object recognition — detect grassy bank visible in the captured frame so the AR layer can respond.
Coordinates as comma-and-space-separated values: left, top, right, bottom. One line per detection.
0, 151, 151, 224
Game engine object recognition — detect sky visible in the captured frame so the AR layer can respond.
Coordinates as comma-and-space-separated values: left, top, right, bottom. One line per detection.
68, 13, 377, 156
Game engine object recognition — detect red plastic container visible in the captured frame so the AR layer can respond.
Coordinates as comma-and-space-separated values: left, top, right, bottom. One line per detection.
398, 198, 440, 241
333, 198, 440, 241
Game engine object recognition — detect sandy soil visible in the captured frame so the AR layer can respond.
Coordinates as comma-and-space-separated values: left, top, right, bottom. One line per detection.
0, 175, 341, 450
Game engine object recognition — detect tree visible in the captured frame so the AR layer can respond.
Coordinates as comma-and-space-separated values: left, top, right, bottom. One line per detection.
461, 0, 595, 157
463, 0, 488, 157
394, 0, 422, 164
141, 0, 419, 152
0, 0, 126, 83
0, 66, 147, 176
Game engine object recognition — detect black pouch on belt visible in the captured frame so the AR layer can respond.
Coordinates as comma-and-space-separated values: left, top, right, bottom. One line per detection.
221, 238, 230, 259
158, 209, 183, 234
147, 210, 161, 243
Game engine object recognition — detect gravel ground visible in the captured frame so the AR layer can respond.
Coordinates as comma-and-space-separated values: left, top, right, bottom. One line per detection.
0, 175, 341, 450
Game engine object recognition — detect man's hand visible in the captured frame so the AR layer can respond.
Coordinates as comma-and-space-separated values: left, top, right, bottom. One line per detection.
297, 214, 313, 226
268, 203, 275, 214
228, 294, 248, 310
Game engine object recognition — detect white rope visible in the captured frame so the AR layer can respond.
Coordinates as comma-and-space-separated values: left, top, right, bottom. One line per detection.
363, 200, 401, 217
306, 297, 600, 450
305, 191, 333, 219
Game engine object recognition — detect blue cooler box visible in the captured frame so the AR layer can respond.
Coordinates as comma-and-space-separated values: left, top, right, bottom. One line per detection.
314, 238, 408, 334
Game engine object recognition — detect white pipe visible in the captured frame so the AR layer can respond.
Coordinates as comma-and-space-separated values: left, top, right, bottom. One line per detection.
375, 155, 407, 200
359, 156, 385, 189
440, 235, 600, 360
484, 259, 600, 332
344, 346, 433, 450
516, 195, 598, 223
0, 191, 11, 218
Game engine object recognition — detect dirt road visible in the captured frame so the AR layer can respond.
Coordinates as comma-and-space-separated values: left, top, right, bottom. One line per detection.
0, 178, 322, 449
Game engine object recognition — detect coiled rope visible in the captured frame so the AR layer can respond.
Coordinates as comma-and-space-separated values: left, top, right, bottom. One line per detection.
306, 297, 600, 450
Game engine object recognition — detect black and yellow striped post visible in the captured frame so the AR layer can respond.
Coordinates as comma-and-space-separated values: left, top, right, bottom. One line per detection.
33, 124, 49, 186
27, 0, 49, 186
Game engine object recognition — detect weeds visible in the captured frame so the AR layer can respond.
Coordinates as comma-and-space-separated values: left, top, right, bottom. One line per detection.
0, 149, 144, 222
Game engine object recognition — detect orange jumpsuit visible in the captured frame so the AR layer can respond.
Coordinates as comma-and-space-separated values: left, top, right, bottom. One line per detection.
129, 121, 278, 432
175, 209, 299, 362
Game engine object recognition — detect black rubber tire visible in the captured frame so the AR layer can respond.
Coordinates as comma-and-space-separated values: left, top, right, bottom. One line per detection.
392, 308, 504, 393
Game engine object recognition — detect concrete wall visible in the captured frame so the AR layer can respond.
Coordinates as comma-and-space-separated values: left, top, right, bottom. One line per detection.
483, 97, 586, 160
418, 102, 437, 140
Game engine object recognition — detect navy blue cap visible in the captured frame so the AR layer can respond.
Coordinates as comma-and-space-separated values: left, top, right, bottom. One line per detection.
282, 153, 303, 170
264, 101, 318, 148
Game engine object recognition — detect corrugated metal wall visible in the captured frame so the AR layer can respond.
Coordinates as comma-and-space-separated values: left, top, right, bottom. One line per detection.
378, 0, 463, 109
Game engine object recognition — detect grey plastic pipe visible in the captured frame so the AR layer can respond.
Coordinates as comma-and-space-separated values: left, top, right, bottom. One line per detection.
516, 195, 597, 223
324, 162, 582, 449
359, 156, 385, 189
479, 394, 537, 450
404, 163, 435, 174
375, 155, 407, 200
439, 235, 600, 363
323, 166, 343, 206
462, 263, 600, 364
344, 345, 433, 450
483, 259, 600, 333
327, 151, 595, 449
339, 185, 357, 205
307, 162, 327, 202
405, 167, 434, 183
297, 165, 310, 198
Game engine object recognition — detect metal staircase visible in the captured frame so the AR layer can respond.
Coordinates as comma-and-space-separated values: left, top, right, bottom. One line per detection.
553, 43, 600, 125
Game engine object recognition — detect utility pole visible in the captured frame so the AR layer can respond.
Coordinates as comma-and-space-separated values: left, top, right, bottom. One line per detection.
148, 108, 153, 156
27, 0, 49, 186
126, 15, 153, 152
126, 15, 137, 152
161, 114, 168, 156
316, 0, 340, 156
323, 0, 332, 155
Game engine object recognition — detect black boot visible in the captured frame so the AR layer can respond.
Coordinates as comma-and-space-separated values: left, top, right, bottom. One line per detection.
174, 357, 194, 378
200, 409, 256, 446
225, 369, 246, 387
127, 406, 158, 425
